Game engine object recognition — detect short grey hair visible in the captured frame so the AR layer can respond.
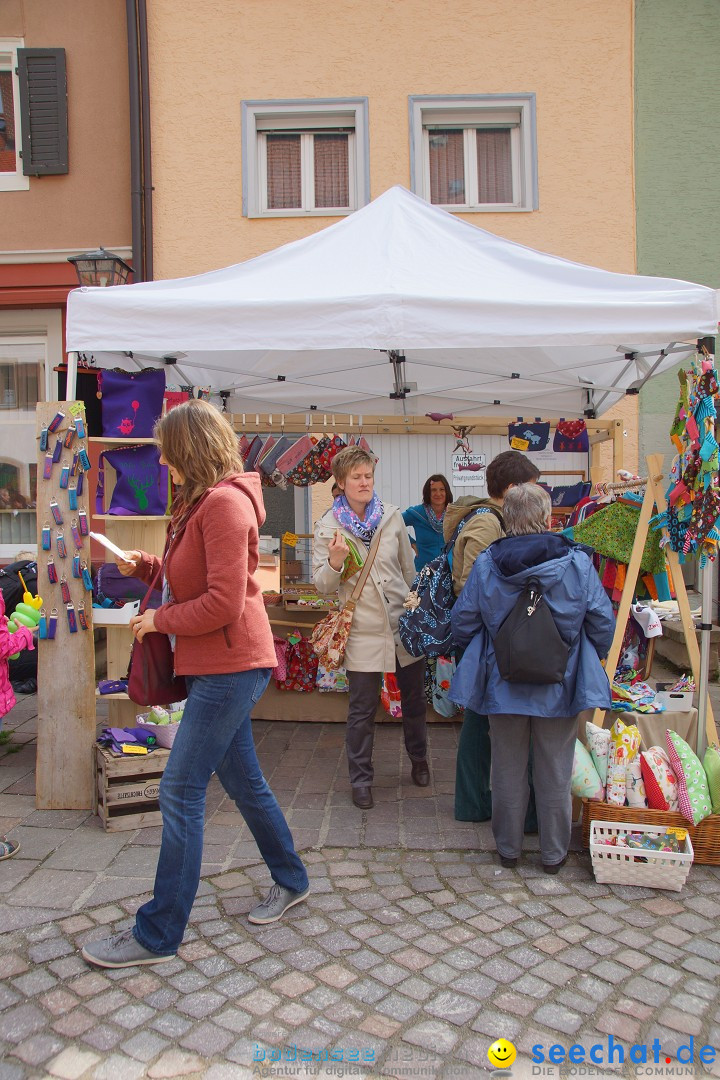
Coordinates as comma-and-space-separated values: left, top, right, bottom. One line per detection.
502, 483, 552, 536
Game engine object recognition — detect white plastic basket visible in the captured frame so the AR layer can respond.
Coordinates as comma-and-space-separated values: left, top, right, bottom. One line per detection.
590, 820, 694, 892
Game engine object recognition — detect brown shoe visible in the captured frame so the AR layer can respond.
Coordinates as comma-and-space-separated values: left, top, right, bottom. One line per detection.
352, 785, 373, 809
410, 760, 430, 787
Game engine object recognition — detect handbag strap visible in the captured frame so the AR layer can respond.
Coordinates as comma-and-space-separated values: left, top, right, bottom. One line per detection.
136, 481, 229, 612
344, 524, 384, 612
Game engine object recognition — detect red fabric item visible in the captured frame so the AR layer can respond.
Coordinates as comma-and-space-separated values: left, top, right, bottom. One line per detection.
640, 755, 669, 811
132, 474, 276, 676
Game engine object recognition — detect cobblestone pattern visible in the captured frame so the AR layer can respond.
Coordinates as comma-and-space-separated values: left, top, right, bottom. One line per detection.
2, 849, 720, 1079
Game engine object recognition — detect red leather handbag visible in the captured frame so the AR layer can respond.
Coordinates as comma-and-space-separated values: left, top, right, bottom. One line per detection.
128, 629, 187, 706
126, 489, 217, 706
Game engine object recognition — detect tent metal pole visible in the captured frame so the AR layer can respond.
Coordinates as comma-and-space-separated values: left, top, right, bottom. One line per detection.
65, 352, 78, 401
696, 334, 717, 756
698, 560, 713, 757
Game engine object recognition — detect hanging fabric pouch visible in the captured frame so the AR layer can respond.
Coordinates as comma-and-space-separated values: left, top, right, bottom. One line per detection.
97, 445, 168, 516
275, 435, 317, 476
284, 435, 335, 486
381, 672, 403, 717
432, 655, 460, 717
549, 481, 592, 507
275, 636, 319, 692
507, 417, 550, 452
99, 368, 166, 438
163, 389, 190, 413
553, 419, 589, 453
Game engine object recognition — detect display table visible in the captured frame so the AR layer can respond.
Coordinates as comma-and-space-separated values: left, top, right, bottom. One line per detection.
578, 707, 698, 751
252, 608, 451, 724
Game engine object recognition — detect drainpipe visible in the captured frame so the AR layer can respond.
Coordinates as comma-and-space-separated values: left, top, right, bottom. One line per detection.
126, 0, 153, 281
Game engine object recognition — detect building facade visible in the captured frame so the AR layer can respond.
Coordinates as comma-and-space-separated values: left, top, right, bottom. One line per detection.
0, 0, 131, 558
636, 0, 720, 472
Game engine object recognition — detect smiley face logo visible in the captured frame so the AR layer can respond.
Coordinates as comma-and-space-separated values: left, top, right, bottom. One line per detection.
487, 1039, 517, 1070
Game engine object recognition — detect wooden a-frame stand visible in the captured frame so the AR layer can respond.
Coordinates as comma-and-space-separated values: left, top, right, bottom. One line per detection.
597, 453, 716, 749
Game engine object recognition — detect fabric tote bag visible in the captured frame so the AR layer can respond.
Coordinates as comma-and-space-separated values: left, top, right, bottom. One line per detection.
553, 419, 589, 454
97, 445, 168, 516
99, 368, 166, 438
508, 418, 550, 452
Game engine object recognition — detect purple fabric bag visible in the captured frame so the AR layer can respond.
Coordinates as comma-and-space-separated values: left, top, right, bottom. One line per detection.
96, 445, 168, 516
94, 563, 162, 607
100, 368, 166, 438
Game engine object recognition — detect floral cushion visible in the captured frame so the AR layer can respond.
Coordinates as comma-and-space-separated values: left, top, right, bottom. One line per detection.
625, 758, 648, 808
702, 745, 720, 814
585, 721, 611, 785
666, 730, 712, 825
606, 718, 641, 805
571, 740, 604, 800
640, 745, 679, 811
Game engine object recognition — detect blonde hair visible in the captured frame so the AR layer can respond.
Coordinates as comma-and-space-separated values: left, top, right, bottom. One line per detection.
332, 446, 375, 486
154, 399, 243, 513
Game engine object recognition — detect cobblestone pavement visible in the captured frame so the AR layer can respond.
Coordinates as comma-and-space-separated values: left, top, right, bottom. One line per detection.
1, 694, 720, 1080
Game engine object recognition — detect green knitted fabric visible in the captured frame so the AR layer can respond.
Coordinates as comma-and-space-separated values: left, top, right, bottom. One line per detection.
570, 501, 666, 575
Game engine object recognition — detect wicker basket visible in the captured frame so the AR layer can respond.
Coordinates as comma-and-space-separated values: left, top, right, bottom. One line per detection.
581, 800, 720, 865
262, 592, 283, 607
590, 820, 693, 892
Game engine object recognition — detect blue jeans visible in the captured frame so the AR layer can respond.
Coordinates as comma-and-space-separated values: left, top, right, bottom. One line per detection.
134, 668, 308, 955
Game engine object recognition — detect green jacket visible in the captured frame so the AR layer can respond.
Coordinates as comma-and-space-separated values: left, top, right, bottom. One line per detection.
443, 496, 504, 596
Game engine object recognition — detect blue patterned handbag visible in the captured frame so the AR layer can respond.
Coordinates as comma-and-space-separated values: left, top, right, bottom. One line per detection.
398, 508, 501, 657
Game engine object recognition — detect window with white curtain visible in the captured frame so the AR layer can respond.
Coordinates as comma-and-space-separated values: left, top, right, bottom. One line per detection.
243, 100, 369, 218
410, 95, 537, 212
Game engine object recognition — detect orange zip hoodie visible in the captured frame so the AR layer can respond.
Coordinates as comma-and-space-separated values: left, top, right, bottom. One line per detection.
133, 473, 276, 676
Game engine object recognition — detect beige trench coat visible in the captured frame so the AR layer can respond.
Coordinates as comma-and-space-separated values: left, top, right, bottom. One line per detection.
312, 505, 417, 672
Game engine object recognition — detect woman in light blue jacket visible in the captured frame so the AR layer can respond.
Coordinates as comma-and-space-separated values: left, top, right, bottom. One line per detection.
450, 483, 614, 874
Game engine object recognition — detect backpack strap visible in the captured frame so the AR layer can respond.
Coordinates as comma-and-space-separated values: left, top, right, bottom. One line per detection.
447, 505, 504, 568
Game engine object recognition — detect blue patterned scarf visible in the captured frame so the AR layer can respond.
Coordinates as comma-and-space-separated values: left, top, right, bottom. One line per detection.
333, 492, 384, 544
424, 503, 446, 535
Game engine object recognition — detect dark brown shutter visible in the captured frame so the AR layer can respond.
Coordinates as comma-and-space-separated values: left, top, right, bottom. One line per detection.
17, 48, 68, 176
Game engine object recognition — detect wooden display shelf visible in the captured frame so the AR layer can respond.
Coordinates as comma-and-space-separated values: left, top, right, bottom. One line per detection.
96, 690, 130, 700
94, 515, 169, 522
88, 437, 156, 445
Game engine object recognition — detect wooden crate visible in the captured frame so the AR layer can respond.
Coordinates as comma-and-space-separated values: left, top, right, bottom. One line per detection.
581, 799, 720, 866
94, 745, 170, 832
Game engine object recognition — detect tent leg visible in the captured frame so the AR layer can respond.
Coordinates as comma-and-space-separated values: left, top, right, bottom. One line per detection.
65, 352, 78, 401
697, 560, 713, 758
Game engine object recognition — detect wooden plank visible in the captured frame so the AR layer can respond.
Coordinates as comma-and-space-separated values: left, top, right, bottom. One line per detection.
612, 419, 625, 475
99, 808, 164, 832
229, 413, 615, 440
36, 401, 97, 809
96, 747, 170, 777
646, 452, 717, 745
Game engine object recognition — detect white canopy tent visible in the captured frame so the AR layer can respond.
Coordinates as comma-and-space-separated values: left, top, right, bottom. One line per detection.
66, 185, 719, 755
65, 186, 719, 419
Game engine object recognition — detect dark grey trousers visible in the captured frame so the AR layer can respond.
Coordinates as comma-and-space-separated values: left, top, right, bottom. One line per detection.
345, 657, 427, 786
488, 713, 577, 866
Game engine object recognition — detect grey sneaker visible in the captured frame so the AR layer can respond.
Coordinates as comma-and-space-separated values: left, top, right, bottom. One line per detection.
248, 883, 310, 925
81, 927, 176, 968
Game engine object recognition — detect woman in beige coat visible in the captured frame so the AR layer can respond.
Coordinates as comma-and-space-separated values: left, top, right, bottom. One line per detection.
313, 447, 429, 809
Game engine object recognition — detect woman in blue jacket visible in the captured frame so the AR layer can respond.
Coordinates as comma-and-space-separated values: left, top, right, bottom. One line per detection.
450, 483, 614, 874
402, 474, 453, 571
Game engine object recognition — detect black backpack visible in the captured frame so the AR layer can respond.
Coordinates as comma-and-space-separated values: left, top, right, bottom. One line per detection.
493, 577, 569, 685
0, 559, 38, 615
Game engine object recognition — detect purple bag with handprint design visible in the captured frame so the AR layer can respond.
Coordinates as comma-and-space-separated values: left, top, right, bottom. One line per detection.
100, 368, 166, 438
96, 445, 168, 516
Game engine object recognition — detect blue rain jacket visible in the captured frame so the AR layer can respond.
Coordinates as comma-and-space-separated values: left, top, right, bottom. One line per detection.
449, 533, 614, 717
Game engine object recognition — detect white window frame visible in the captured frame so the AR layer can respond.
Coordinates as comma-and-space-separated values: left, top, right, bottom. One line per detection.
242, 99, 369, 218
0, 38, 29, 192
409, 94, 537, 213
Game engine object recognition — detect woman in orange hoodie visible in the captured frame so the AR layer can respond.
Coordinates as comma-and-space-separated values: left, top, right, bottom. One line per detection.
83, 400, 308, 969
